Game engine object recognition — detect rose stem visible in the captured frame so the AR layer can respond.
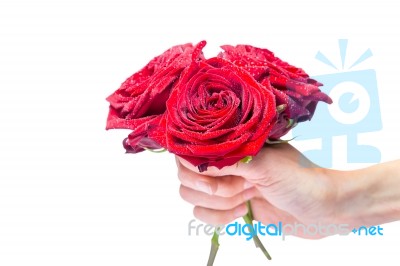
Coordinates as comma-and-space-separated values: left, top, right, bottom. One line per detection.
242, 201, 272, 260
207, 228, 220, 266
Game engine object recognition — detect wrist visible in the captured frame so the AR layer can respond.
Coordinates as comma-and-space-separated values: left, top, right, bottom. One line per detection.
328, 169, 370, 228
329, 163, 400, 229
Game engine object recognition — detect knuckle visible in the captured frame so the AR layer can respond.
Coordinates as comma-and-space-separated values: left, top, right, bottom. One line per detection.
177, 171, 183, 182
193, 207, 205, 222
179, 185, 189, 200
176, 169, 186, 182
194, 207, 231, 225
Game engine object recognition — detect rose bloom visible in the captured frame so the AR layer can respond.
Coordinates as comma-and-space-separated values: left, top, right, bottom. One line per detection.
106, 43, 203, 152
219, 44, 332, 139
152, 41, 277, 171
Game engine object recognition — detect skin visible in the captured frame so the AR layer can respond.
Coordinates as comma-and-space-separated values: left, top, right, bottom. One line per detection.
176, 143, 400, 239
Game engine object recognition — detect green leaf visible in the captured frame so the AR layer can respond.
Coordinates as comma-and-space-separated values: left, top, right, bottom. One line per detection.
276, 104, 287, 114
240, 156, 253, 164
286, 119, 295, 129
266, 137, 295, 144
143, 147, 167, 153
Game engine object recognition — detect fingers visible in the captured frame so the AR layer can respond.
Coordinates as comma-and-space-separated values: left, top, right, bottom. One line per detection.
177, 158, 254, 197
179, 184, 257, 210
191, 197, 295, 227
176, 156, 258, 224
193, 202, 249, 225
189, 197, 292, 226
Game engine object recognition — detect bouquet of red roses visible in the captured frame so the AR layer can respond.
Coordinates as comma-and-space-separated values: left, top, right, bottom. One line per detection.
106, 41, 331, 265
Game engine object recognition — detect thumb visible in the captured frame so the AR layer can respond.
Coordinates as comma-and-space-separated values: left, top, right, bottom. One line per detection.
176, 151, 268, 181
178, 143, 309, 184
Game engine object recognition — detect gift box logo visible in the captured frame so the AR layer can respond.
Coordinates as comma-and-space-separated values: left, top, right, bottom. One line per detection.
292, 39, 382, 167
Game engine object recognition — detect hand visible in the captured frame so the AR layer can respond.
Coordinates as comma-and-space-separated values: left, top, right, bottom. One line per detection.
176, 143, 400, 239
176, 144, 338, 239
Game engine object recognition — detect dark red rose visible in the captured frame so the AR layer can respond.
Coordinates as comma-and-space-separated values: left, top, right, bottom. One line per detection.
106, 43, 204, 152
218, 44, 332, 139
151, 41, 277, 171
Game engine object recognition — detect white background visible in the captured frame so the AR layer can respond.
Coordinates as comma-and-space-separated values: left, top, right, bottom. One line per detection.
1, 0, 399, 265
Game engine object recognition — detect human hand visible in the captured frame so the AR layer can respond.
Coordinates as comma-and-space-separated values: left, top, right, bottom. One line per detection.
176, 144, 339, 239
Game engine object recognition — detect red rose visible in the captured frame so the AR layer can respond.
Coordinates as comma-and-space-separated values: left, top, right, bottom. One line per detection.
106, 41, 332, 264
106, 43, 204, 152
219, 44, 332, 139
152, 41, 276, 171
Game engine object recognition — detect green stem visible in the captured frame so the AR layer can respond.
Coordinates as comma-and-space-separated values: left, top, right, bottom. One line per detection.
246, 200, 254, 220
206, 201, 271, 265
242, 201, 272, 260
207, 228, 220, 266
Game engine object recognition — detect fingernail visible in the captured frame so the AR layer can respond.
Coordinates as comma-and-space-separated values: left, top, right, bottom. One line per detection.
234, 204, 248, 218
196, 180, 212, 195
